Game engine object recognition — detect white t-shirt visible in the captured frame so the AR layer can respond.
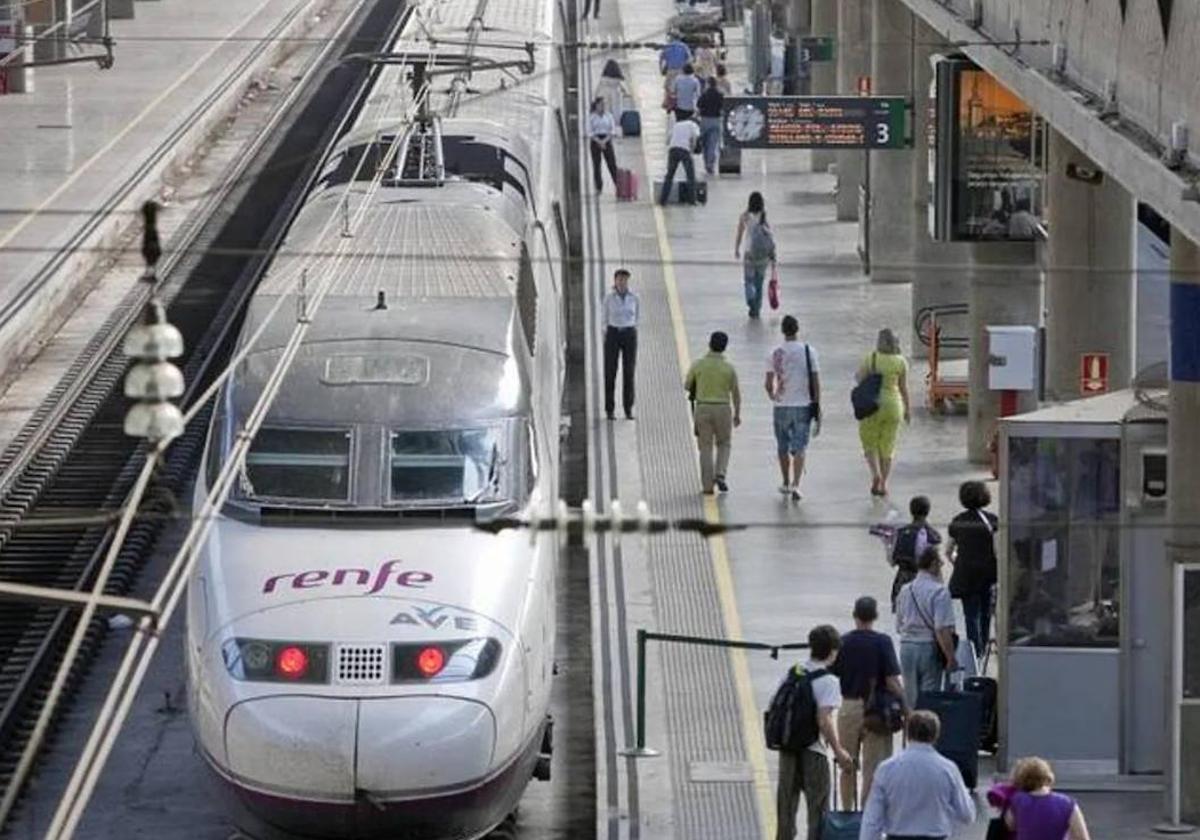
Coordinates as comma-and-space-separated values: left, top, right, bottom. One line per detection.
766, 341, 819, 407
668, 119, 701, 151
589, 112, 616, 140
776, 660, 842, 756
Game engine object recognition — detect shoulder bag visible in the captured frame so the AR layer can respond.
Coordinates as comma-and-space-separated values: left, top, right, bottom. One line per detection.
804, 343, 820, 423
767, 263, 780, 310
850, 352, 883, 420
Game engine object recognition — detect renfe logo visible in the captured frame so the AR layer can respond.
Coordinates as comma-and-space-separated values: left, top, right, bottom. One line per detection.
262, 560, 433, 596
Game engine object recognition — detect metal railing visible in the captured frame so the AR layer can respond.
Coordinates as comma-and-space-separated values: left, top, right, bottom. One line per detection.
620, 629, 810, 757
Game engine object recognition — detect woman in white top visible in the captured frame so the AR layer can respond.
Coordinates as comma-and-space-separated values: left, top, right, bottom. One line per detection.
733, 191, 776, 318
594, 59, 630, 122
588, 97, 620, 193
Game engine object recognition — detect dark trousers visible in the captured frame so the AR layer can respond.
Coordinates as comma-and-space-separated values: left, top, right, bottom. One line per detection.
604, 327, 637, 415
581, 0, 599, 17
775, 749, 830, 840
960, 590, 992, 658
590, 139, 619, 191
660, 147, 696, 205
674, 107, 695, 122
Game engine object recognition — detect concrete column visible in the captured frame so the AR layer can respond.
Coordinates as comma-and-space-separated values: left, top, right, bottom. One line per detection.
966, 243, 1041, 463
835, 0, 870, 221
809, 0, 837, 172
867, 0, 915, 283
1043, 129, 1135, 401
1168, 230, 1200, 824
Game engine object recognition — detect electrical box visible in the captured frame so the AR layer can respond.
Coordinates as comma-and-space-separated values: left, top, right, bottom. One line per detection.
987, 325, 1038, 390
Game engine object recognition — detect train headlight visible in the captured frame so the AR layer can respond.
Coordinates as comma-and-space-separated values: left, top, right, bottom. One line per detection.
222, 638, 330, 684
392, 638, 502, 683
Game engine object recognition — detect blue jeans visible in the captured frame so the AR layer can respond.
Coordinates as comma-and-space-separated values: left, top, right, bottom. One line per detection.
699, 116, 722, 173
744, 261, 766, 316
900, 640, 944, 709
773, 405, 812, 456
960, 590, 992, 659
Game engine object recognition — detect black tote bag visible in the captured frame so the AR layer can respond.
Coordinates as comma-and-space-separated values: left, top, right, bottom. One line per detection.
851, 352, 883, 420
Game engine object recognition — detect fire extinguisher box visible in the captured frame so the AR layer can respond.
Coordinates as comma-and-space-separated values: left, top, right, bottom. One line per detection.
986, 325, 1038, 391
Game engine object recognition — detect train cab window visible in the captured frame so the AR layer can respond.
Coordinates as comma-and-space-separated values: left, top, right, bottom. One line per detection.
242, 428, 352, 502
389, 426, 503, 504
517, 246, 537, 353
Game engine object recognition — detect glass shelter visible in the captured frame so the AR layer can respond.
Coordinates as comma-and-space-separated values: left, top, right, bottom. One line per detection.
998, 391, 1168, 778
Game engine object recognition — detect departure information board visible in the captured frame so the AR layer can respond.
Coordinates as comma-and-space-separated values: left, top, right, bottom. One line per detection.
722, 96, 909, 150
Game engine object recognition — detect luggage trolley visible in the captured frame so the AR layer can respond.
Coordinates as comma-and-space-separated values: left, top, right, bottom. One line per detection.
917, 304, 969, 414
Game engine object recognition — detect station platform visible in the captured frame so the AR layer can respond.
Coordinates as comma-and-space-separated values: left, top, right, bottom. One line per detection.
0, 0, 335, 445
582, 2, 1167, 838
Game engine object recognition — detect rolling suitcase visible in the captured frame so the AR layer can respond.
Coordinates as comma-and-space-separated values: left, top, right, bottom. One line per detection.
616, 168, 638, 201
819, 766, 862, 840
718, 143, 741, 174
964, 675, 999, 754
915, 688, 982, 790
620, 109, 641, 137
677, 179, 708, 204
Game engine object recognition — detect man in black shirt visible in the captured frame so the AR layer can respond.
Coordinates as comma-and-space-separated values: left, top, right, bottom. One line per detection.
830, 596, 906, 807
696, 77, 724, 175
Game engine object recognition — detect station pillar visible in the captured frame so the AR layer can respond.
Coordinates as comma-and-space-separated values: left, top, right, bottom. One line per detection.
1168, 229, 1200, 824
966, 243, 1040, 463
867, 0, 915, 282
835, 0, 870, 221
809, 0, 837, 172
1043, 130, 1135, 401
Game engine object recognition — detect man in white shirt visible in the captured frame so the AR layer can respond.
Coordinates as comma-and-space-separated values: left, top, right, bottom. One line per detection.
659, 117, 701, 205
601, 268, 639, 420
776, 625, 854, 840
765, 315, 821, 501
859, 710, 976, 840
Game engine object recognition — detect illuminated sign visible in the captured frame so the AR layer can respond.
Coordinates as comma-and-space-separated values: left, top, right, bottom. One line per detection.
722, 96, 908, 150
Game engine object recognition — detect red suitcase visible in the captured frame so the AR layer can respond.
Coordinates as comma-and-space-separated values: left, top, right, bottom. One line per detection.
616, 168, 638, 201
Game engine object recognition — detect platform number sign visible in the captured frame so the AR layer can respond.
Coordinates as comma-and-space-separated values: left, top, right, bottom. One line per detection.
722, 96, 908, 150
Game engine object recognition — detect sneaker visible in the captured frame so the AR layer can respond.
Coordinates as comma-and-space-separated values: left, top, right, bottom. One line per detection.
606, 412, 615, 421
778, 484, 791, 495
714, 477, 729, 493
790, 487, 803, 502
625, 410, 635, 420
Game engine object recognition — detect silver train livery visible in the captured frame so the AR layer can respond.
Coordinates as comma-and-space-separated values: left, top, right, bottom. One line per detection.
185, 0, 569, 836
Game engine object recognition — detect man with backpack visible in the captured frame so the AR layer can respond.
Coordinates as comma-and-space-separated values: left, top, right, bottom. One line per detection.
768, 625, 853, 840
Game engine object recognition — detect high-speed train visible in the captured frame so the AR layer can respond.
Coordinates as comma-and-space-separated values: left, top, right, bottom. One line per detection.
185, 0, 569, 836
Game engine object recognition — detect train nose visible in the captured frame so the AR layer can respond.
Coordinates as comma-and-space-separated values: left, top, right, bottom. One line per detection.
223, 695, 496, 799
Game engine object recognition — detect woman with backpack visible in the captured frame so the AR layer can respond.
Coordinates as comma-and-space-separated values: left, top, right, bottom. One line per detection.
733, 192, 776, 319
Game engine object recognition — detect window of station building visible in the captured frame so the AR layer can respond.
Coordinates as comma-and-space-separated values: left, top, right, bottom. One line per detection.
242, 428, 353, 503
1006, 436, 1121, 648
388, 426, 503, 504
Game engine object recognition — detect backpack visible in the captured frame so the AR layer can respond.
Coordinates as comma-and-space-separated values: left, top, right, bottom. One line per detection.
747, 219, 776, 264
764, 666, 826, 752
891, 524, 928, 572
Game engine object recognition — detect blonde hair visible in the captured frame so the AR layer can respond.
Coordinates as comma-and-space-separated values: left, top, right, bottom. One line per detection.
1012, 757, 1055, 791
876, 328, 900, 354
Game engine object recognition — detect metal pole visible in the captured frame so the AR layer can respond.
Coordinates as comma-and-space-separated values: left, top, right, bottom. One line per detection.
619, 629, 659, 757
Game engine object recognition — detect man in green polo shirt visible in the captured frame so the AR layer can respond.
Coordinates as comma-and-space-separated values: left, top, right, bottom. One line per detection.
684, 331, 742, 494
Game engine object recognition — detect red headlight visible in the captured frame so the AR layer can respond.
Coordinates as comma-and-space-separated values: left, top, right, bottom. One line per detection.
276, 645, 310, 679
416, 646, 445, 677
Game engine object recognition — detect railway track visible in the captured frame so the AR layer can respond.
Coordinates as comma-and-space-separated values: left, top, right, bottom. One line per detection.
0, 0, 410, 825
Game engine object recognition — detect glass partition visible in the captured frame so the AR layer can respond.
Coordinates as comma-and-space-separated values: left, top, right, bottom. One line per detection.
1007, 435, 1121, 647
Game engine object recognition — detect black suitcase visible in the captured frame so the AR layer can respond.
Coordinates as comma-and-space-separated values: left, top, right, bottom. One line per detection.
964, 676, 998, 754
915, 689, 982, 789
678, 180, 708, 204
719, 144, 742, 174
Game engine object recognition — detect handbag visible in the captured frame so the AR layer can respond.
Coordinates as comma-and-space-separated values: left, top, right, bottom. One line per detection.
985, 812, 1013, 840
767, 264, 780, 310
850, 352, 883, 420
863, 677, 905, 734
804, 343, 820, 423
909, 585, 960, 671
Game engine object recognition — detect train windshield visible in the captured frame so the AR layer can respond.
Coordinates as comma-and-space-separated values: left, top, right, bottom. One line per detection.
242, 428, 352, 502
389, 425, 505, 504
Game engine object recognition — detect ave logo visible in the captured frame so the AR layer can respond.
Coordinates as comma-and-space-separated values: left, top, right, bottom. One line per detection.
391, 605, 479, 632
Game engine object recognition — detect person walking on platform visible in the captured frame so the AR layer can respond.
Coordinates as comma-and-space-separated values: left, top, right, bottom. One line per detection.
594, 59, 630, 124
855, 327, 910, 497
588, 98, 620, 193
602, 268, 639, 420
697, 77, 725, 175
889, 495, 942, 612
671, 63, 702, 122
734, 192, 776, 317
715, 62, 732, 96
659, 33, 690, 82
947, 480, 999, 660
684, 331, 741, 494
895, 547, 958, 709
995, 757, 1093, 840
774, 624, 853, 840
765, 315, 820, 501
660, 117, 701, 206
859, 710, 977, 840
830, 596, 905, 808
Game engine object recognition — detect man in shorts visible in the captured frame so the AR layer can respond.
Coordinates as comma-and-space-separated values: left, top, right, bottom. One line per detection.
764, 315, 820, 501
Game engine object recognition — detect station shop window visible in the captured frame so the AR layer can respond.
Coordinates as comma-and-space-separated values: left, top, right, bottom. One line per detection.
1006, 436, 1120, 648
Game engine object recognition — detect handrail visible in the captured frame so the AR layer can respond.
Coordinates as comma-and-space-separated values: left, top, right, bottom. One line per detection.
914, 302, 969, 348
620, 629, 810, 757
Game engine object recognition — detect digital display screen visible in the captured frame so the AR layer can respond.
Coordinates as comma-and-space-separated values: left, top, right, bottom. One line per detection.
722, 96, 908, 150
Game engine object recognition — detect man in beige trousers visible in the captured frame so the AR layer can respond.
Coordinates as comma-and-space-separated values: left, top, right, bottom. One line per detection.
684, 331, 741, 494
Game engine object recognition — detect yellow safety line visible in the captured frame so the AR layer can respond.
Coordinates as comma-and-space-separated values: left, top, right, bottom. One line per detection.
644, 170, 775, 839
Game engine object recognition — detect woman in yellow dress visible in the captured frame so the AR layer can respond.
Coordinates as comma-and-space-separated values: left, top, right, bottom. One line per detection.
855, 328, 910, 496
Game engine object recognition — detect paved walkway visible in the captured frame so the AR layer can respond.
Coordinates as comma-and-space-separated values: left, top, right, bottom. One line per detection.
588, 1, 1169, 838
